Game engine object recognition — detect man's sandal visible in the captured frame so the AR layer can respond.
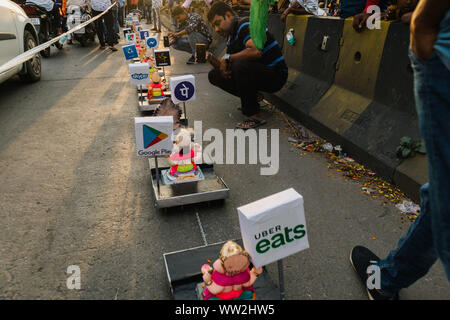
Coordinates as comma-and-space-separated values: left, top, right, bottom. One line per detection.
235, 118, 267, 130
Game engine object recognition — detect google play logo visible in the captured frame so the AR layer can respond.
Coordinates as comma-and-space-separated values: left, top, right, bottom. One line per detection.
143, 125, 168, 148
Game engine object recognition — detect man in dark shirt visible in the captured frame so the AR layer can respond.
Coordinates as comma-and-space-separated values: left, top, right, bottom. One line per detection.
169, 5, 212, 64
206, 1, 288, 129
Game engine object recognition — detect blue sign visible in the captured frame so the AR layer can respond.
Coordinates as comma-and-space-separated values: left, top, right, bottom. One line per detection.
146, 37, 158, 49
140, 30, 150, 40
174, 81, 195, 102
122, 45, 138, 60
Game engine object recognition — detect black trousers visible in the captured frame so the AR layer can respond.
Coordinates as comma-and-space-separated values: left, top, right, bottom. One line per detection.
208, 60, 288, 117
92, 10, 114, 47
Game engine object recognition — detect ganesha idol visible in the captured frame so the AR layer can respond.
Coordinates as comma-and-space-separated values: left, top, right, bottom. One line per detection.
165, 129, 203, 183
200, 241, 263, 300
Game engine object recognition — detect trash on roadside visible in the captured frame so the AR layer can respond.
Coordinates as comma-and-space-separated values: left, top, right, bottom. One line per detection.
395, 201, 420, 214
322, 142, 333, 151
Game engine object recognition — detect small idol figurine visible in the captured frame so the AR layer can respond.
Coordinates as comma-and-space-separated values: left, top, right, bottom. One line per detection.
166, 129, 202, 182
147, 72, 165, 101
201, 241, 263, 300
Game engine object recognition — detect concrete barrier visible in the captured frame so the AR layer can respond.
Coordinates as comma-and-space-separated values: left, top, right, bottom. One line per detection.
268, 14, 426, 201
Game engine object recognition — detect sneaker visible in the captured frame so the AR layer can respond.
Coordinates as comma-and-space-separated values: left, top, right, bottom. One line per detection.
109, 46, 118, 52
349, 246, 399, 300
100, 44, 106, 49
186, 56, 195, 64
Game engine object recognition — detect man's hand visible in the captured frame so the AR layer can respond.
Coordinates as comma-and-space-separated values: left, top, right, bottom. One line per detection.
353, 12, 370, 32
206, 51, 221, 68
219, 58, 231, 79
410, 0, 449, 60
168, 31, 177, 38
280, 8, 290, 22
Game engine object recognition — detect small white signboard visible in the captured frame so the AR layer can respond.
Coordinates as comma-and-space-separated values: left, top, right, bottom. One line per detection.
135, 116, 173, 157
126, 33, 137, 44
170, 75, 196, 104
145, 36, 158, 49
129, 63, 151, 86
238, 188, 309, 268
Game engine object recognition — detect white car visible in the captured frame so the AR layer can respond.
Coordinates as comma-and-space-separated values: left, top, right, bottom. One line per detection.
0, 0, 41, 84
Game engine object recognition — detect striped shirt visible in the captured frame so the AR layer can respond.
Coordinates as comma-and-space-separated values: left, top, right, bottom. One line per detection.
226, 17, 288, 73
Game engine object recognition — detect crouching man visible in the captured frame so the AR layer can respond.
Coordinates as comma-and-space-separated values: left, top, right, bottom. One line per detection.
206, 1, 288, 129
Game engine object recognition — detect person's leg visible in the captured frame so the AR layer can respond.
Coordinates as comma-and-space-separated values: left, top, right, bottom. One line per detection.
186, 32, 209, 56
118, 6, 124, 27
370, 49, 450, 297
230, 60, 287, 118
409, 49, 450, 278
208, 68, 239, 97
113, 6, 119, 35
103, 10, 116, 47
171, 37, 194, 54
376, 183, 438, 297
92, 10, 106, 47
152, 8, 157, 30
157, 7, 161, 31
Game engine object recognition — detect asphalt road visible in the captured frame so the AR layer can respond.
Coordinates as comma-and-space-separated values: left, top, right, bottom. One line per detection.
0, 25, 448, 300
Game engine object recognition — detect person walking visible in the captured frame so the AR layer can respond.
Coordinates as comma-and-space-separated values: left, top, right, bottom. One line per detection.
350, 0, 450, 300
151, 0, 162, 32
91, 0, 118, 50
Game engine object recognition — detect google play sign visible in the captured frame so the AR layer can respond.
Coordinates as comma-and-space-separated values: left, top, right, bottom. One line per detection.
135, 116, 173, 157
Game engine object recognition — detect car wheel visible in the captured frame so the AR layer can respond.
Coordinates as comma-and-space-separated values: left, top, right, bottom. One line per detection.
19, 30, 41, 83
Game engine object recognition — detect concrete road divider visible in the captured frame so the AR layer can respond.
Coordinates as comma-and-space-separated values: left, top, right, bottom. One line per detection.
268, 14, 425, 201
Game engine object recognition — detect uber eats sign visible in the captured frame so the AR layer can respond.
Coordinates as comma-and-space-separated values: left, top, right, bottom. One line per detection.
238, 188, 309, 268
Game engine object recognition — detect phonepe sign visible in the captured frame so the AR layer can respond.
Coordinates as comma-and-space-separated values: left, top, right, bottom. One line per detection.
140, 30, 150, 40
238, 188, 309, 268
134, 116, 174, 157
146, 36, 158, 49
126, 33, 137, 44
129, 63, 150, 86
170, 75, 196, 104
122, 44, 138, 60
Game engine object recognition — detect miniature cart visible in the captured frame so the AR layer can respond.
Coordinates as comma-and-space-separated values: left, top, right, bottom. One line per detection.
163, 240, 280, 300
149, 158, 229, 209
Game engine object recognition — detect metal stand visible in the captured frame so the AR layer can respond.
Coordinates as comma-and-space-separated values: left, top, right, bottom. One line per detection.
154, 156, 160, 195
183, 102, 187, 120
139, 85, 143, 108
278, 260, 285, 300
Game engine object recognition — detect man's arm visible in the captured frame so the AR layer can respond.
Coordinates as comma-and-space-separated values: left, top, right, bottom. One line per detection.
410, 0, 450, 60
229, 38, 262, 62
169, 29, 188, 37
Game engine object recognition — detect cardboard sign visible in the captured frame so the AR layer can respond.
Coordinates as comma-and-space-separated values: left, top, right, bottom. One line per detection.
238, 188, 309, 268
129, 63, 150, 86
146, 36, 158, 49
170, 75, 196, 104
122, 44, 138, 60
126, 33, 137, 44
140, 30, 150, 40
154, 49, 171, 66
135, 116, 174, 157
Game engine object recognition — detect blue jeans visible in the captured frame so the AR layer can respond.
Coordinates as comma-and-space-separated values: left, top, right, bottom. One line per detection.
377, 49, 450, 296
172, 32, 210, 56
112, 5, 119, 35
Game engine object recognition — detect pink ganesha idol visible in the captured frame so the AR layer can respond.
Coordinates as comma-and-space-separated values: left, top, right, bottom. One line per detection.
166, 129, 203, 182
201, 241, 263, 300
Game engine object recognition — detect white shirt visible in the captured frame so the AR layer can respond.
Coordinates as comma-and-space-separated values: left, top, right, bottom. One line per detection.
26, 0, 54, 11
289, 0, 326, 16
90, 0, 112, 12
152, 0, 162, 8
181, 0, 212, 9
